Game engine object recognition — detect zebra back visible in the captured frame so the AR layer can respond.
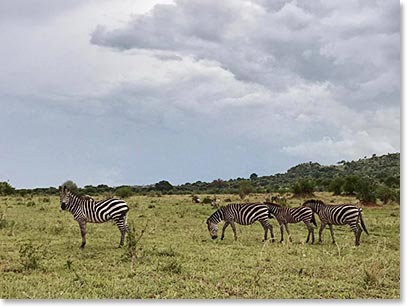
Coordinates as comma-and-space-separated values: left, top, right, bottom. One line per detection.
60, 186, 129, 223
266, 203, 315, 224
303, 199, 365, 227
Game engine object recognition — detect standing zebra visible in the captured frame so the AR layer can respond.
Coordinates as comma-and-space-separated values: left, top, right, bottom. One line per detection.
266, 203, 316, 244
59, 185, 129, 248
206, 203, 275, 242
302, 199, 368, 246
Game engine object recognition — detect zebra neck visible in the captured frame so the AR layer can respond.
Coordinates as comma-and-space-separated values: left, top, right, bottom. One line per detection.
209, 209, 224, 224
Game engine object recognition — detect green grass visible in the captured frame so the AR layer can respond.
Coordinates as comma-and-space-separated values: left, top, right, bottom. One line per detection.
0, 193, 400, 299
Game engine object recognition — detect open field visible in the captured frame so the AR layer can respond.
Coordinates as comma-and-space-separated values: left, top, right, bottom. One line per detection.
0, 193, 400, 299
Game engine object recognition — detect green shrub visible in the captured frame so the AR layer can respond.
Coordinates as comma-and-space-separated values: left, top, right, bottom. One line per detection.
115, 186, 134, 198
376, 185, 397, 205
19, 242, 46, 270
292, 179, 315, 197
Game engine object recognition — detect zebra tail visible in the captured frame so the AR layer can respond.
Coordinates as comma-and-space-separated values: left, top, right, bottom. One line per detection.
359, 210, 369, 235
311, 213, 317, 227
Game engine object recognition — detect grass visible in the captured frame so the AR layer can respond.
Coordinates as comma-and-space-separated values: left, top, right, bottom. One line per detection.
0, 193, 400, 299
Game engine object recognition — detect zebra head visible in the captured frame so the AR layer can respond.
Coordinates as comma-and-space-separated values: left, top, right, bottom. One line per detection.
207, 220, 218, 239
59, 185, 70, 210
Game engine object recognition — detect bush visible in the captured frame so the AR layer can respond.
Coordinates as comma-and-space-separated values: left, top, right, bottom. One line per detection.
343, 175, 361, 195
376, 185, 397, 205
329, 177, 344, 196
356, 177, 376, 204
19, 242, 46, 270
292, 179, 315, 197
238, 181, 253, 200
115, 186, 134, 198
61, 180, 78, 193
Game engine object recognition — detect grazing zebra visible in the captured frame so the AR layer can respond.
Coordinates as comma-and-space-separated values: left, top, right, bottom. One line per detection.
266, 203, 317, 244
206, 203, 275, 242
59, 185, 129, 248
302, 199, 368, 246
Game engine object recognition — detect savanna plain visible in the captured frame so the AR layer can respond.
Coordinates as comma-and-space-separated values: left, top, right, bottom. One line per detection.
0, 193, 400, 299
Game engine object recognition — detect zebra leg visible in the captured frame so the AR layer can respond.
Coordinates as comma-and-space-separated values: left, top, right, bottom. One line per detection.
230, 222, 238, 241
305, 222, 314, 244
354, 224, 362, 246
328, 224, 335, 244
268, 223, 275, 242
259, 220, 272, 242
221, 222, 230, 240
284, 223, 292, 242
279, 223, 284, 243
319, 223, 326, 243
114, 218, 127, 247
78, 221, 86, 249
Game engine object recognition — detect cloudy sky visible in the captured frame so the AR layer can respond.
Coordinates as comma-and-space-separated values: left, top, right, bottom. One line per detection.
0, 0, 400, 188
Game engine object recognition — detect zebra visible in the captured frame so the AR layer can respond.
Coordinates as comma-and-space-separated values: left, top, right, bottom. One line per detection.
206, 203, 275, 242
302, 199, 369, 246
59, 185, 129, 248
266, 203, 317, 244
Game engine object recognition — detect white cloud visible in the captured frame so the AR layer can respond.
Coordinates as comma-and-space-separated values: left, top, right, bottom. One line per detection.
0, 0, 400, 187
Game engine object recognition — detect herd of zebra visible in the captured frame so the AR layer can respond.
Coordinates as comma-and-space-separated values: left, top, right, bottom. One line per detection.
59, 185, 369, 249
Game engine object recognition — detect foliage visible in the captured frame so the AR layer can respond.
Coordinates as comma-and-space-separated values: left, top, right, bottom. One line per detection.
292, 179, 315, 197
238, 180, 253, 199
356, 177, 377, 204
18, 242, 46, 271
155, 180, 173, 193
376, 185, 397, 205
61, 180, 79, 193
0, 181, 15, 195
329, 177, 344, 195
115, 186, 134, 198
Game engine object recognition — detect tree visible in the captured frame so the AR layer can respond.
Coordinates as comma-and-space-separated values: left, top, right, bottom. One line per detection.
343, 175, 360, 195
0, 181, 15, 195
115, 186, 134, 198
329, 177, 344, 196
238, 180, 253, 199
61, 180, 78, 193
376, 185, 396, 205
155, 180, 173, 192
292, 179, 315, 197
355, 177, 376, 204
250, 173, 258, 180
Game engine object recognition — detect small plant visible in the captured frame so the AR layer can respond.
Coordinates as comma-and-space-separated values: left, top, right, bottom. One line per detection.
19, 242, 46, 271
0, 211, 14, 229
122, 221, 148, 273
65, 260, 85, 285
160, 258, 182, 274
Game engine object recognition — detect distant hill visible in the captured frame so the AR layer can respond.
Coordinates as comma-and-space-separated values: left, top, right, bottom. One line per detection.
12, 152, 400, 196
175, 152, 400, 194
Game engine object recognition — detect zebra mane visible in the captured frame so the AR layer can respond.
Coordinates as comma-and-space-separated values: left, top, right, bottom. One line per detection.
64, 187, 95, 202
264, 202, 281, 207
303, 199, 325, 206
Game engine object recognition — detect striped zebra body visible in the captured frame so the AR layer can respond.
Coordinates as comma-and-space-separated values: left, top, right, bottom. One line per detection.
59, 186, 129, 248
266, 203, 316, 243
302, 199, 368, 246
206, 203, 275, 242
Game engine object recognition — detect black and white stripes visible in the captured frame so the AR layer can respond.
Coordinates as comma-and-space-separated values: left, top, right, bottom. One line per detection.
302, 199, 368, 246
59, 186, 129, 248
266, 203, 316, 244
206, 203, 275, 241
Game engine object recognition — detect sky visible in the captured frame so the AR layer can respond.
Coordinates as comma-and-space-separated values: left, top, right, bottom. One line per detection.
0, 0, 401, 189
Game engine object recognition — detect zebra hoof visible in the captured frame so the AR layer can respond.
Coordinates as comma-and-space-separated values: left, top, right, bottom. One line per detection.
271, 239, 275, 243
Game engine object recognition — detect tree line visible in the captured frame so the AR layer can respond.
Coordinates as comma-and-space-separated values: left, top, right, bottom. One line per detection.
1, 153, 400, 205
